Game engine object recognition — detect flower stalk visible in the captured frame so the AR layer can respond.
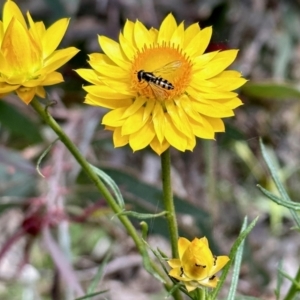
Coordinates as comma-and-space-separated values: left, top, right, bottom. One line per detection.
30, 98, 146, 257
161, 149, 179, 258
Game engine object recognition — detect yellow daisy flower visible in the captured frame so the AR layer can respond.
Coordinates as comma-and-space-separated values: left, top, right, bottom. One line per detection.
76, 14, 246, 155
0, 0, 79, 104
167, 237, 229, 292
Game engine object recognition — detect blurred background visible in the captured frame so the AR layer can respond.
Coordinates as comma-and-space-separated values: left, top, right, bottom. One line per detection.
1, 0, 300, 299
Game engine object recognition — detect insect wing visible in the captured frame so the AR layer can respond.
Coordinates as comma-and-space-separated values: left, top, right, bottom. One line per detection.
152, 60, 182, 76
148, 82, 169, 99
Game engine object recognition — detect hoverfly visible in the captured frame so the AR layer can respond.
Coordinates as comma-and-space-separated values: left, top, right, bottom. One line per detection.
136, 60, 182, 99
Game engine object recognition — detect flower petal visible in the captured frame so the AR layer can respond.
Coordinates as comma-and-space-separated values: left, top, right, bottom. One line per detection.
85, 93, 132, 109
184, 23, 201, 48
3, 0, 27, 30
99, 36, 131, 70
113, 127, 129, 147
16, 86, 36, 104
129, 120, 155, 151
43, 47, 79, 73
42, 18, 70, 59
2, 18, 41, 75
134, 20, 152, 50
185, 27, 212, 58
157, 13, 177, 43
150, 137, 169, 155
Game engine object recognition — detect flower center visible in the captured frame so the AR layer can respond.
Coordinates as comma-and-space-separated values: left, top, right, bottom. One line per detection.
131, 44, 192, 101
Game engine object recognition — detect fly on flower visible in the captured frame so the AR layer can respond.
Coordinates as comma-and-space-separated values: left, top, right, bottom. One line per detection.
136, 61, 182, 99
76, 13, 247, 155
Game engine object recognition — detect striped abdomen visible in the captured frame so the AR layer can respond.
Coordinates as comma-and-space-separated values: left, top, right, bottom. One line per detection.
137, 70, 174, 90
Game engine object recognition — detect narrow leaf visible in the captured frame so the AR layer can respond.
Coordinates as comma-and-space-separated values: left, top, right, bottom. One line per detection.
227, 217, 248, 300
211, 216, 259, 299
89, 164, 124, 208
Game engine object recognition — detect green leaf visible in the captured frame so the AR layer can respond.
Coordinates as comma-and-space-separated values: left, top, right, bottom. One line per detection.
242, 82, 300, 100
89, 164, 125, 209
0, 101, 43, 144
75, 290, 108, 300
257, 185, 300, 211
87, 250, 112, 294
259, 139, 300, 227
226, 217, 248, 300
275, 260, 284, 300
211, 216, 259, 300
115, 210, 168, 219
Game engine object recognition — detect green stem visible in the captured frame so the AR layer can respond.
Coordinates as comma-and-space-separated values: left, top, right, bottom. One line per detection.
284, 266, 300, 300
161, 149, 178, 258
204, 140, 217, 220
30, 99, 145, 254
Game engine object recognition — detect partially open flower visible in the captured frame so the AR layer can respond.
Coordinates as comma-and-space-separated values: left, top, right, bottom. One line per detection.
0, 0, 79, 104
167, 237, 229, 292
77, 13, 246, 155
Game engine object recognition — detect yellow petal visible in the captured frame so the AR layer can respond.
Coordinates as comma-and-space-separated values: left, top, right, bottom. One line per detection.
183, 22, 201, 48
122, 107, 149, 135
204, 116, 225, 132
27, 12, 44, 44
184, 282, 198, 292
210, 255, 230, 275
76, 69, 100, 85
197, 276, 218, 288
89, 59, 128, 80
41, 72, 64, 86
134, 20, 152, 50
152, 102, 166, 143
119, 33, 136, 61
99, 36, 131, 70
129, 120, 155, 151
167, 258, 181, 268
192, 101, 234, 118
170, 22, 184, 48
102, 108, 127, 127
192, 51, 219, 70
164, 114, 187, 151
189, 86, 238, 99
166, 101, 193, 139
157, 13, 177, 43
123, 19, 135, 45
122, 97, 147, 118
113, 127, 129, 147
3, 0, 27, 31
42, 18, 70, 59
16, 86, 36, 104
150, 137, 169, 155
85, 93, 132, 109
185, 27, 212, 58
210, 75, 247, 91
0, 21, 4, 41
84, 85, 133, 99
196, 50, 239, 79
0, 82, 19, 93
36, 86, 46, 98
2, 18, 41, 75
178, 237, 191, 260
43, 47, 79, 73
189, 117, 215, 139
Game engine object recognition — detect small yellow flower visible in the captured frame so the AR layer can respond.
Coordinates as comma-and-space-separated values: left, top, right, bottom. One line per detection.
167, 237, 229, 292
0, 0, 79, 104
76, 14, 246, 155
